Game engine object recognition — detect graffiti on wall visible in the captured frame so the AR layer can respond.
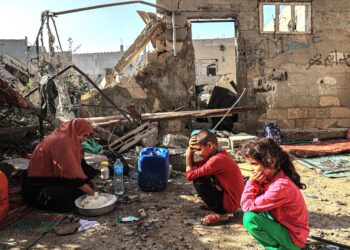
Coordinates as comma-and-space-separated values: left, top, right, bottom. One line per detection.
253, 78, 276, 93
307, 50, 350, 69
253, 68, 288, 94
240, 37, 312, 69
268, 69, 288, 81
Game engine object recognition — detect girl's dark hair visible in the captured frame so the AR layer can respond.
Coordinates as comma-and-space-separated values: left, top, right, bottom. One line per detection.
241, 138, 306, 189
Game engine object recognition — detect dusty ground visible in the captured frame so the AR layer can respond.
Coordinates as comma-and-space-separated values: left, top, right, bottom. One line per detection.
31, 161, 350, 250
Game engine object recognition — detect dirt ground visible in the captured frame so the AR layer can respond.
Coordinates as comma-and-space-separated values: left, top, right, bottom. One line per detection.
32, 161, 350, 250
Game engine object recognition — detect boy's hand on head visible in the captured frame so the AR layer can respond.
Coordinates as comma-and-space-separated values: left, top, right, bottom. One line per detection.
188, 136, 197, 147
186, 136, 198, 158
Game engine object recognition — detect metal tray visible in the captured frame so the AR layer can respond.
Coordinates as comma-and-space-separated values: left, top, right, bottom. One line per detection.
75, 193, 117, 217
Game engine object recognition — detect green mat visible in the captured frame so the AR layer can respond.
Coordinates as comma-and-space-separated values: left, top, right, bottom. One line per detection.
0, 210, 66, 249
296, 153, 350, 178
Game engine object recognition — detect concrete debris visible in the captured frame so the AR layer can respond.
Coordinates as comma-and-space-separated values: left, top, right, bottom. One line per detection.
162, 134, 189, 148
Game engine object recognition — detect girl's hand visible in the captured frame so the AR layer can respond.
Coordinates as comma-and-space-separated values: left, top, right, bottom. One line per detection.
250, 170, 266, 184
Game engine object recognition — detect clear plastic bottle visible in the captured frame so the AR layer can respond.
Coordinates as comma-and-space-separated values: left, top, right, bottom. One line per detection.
100, 161, 110, 180
114, 158, 124, 195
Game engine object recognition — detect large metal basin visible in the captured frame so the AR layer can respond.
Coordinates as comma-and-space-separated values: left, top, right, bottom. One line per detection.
75, 193, 117, 217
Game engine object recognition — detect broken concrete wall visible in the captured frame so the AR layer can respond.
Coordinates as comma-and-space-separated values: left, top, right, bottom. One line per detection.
81, 12, 196, 135
157, 0, 350, 134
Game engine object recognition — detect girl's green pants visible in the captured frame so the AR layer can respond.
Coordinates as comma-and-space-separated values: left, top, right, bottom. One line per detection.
243, 212, 301, 250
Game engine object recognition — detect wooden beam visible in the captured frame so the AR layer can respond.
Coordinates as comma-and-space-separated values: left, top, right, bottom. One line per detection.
86, 106, 257, 127
114, 20, 162, 73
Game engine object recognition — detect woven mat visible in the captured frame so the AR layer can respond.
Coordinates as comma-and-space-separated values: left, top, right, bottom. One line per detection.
0, 210, 66, 249
295, 154, 350, 178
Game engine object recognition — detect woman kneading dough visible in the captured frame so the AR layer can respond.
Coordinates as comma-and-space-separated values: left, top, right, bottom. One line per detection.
22, 118, 98, 212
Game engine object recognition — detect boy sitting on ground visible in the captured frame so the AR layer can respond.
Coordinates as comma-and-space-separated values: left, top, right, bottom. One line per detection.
185, 130, 244, 226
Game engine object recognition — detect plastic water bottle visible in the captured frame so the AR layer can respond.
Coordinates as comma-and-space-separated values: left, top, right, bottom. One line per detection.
114, 159, 124, 195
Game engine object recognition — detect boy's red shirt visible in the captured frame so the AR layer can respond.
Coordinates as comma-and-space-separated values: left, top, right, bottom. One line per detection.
185, 150, 244, 212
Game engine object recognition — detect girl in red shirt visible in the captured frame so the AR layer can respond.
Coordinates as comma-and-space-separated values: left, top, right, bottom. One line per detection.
240, 138, 309, 249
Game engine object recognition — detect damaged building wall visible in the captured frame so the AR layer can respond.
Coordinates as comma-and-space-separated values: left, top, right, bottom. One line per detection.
81, 12, 196, 134
157, 0, 350, 134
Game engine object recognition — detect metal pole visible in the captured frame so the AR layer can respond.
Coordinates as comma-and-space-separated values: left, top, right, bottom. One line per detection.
51, 1, 172, 16
49, 65, 132, 122
172, 12, 177, 57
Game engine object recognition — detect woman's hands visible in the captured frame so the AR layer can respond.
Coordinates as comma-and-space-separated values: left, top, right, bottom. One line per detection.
79, 184, 94, 195
79, 180, 98, 196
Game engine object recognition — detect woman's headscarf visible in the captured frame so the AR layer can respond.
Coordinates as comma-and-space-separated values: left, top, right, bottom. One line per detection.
28, 118, 93, 179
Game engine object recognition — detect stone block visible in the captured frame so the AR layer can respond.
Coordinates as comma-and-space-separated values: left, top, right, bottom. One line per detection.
330, 107, 350, 118
165, 41, 184, 52
307, 108, 329, 118
156, 40, 167, 52
165, 28, 188, 41
320, 96, 341, 107
288, 108, 308, 119
165, 15, 188, 28
316, 119, 338, 129
266, 108, 288, 119
295, 119, 317, 129
278, 119, 296, 129
338, 119, 350, 127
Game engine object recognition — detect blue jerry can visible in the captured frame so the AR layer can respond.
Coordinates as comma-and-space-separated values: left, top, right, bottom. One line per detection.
138, 147, 169, 192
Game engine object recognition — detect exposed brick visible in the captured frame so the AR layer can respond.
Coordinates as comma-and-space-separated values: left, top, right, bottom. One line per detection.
338, 119, 350, 127
288, 108, 308, 119
316, 119, 338, 129
296, 119, 317, 129
330, 107, 350, 118
278, 119, 296, 129
266, 108, 288, 119
308, 108, 329, 118
320, 96, 341, 107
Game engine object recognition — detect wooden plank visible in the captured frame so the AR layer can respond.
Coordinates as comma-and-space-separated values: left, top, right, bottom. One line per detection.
114, 21, 162, 73
108, 122, 157, 153
86, 106, 257, 127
